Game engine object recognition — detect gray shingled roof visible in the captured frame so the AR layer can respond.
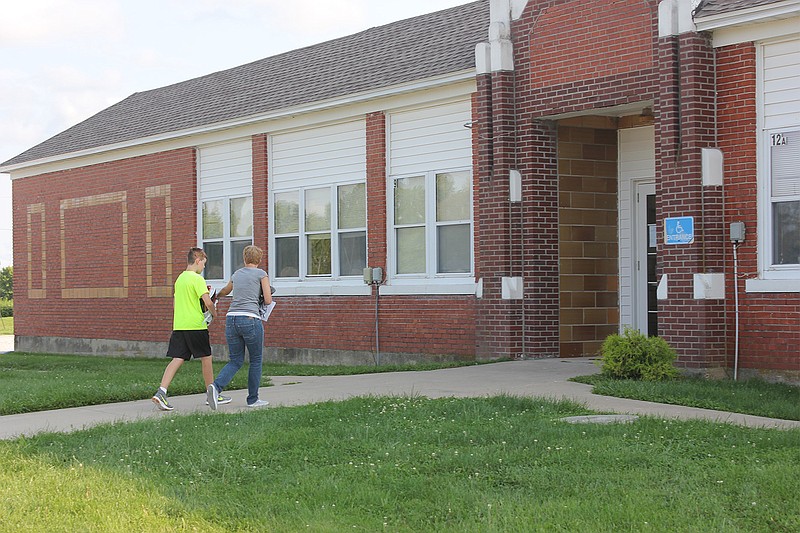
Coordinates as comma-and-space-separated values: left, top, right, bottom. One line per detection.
3, 0, 488, 168
694, 0, 787, 18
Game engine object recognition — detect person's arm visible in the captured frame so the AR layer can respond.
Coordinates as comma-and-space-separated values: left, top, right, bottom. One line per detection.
217, 280, 233, 299
201, 293, 217, 319
260, 275, 273, 305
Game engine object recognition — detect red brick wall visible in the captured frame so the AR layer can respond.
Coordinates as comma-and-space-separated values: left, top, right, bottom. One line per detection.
528, 0, 654, 89
13, 149, 198, 343
717, 43, 800, 373
514, 0, 661, 118
13, 115, 480, 361
262, 295, 476, 357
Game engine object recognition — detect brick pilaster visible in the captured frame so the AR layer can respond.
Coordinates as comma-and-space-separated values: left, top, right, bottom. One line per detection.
656, 32, 727, 368
366, 112, 387, 275
252, 134, 269, 254
474, 70, 526, 359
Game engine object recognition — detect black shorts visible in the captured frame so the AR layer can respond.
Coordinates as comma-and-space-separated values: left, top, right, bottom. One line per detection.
166, 330, 212, 360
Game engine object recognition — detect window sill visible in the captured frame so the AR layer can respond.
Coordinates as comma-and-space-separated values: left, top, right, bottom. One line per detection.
379, 279, 478, 296
745, 278, 800, 293
241, 278, 479, 297
272, 281, 372, 297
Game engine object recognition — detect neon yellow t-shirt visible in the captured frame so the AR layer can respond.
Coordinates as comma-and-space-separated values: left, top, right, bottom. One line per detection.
173, 270, 209, 330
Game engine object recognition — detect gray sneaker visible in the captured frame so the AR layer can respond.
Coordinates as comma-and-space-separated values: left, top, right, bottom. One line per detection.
206, 394, 232, 406
152, 390, 173, 411
247, 399, 269, 408
206, 384, 219, 411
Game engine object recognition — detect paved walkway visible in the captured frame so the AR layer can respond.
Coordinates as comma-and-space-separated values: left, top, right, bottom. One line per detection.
0, 334, 12, 353
1, 344, 797, 439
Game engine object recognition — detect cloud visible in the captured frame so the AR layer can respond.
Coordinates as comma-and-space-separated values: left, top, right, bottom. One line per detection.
0, 0, 124, 46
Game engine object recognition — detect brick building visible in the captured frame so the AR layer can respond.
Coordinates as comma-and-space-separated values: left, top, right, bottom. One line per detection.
2, 0, 798, 381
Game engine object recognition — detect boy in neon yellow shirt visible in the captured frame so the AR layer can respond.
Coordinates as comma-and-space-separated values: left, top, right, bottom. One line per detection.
152, 247, 218, 411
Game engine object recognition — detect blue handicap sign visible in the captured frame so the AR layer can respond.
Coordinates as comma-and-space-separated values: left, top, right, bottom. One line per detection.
664, 216, 694, 245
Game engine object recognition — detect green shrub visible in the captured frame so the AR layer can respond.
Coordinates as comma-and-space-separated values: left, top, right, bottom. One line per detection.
0, 299, 12, 318
597, 327, 679, 381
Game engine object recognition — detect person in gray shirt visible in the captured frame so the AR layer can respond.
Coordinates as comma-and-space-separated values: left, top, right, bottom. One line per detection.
207, 245, 273, 409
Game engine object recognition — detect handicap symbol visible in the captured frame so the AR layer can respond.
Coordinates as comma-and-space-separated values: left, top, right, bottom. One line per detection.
675, 221, 684, 233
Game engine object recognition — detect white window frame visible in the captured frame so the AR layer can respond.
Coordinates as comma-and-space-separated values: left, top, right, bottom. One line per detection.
270, 180, 371, 296
750, 38, 800, 293
199, 195, 253, 284
383, 168, 476, 296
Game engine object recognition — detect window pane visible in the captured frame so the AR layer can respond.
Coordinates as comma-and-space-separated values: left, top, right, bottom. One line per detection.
230, 197, 253, 238
275, 191, 299, 234
305, 188, 331, 232
773, 201, 800, 265
396, 226, 425, 274
230, 239, 251, 272
203, 241, 224, 280
394, 176, 425, 225
339, 183, 366, 229
275, 237, 299, 277
307, 234, 331, 276
436, 171, 470, 222
339, 231, 366, 276
202, 200, 224, 239
437, 224, 471, 273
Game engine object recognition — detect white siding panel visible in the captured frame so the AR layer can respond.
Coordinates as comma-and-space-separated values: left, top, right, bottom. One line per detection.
763, 39, 800, 130
199, 140, 252, 200
618, 127, 655, 330
271, 120, 366, 190
389, 100, 471, 175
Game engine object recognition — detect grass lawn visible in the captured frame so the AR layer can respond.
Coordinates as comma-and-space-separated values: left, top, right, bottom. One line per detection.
0, 316, 12, 335
2, 395, 798, 531
572, 374, 800, 421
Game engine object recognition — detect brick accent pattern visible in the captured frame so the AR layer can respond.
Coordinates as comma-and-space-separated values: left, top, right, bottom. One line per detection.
558, 125, 620, 356
12, 149, 198, 343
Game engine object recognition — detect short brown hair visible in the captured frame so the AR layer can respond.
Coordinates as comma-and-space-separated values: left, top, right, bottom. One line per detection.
188, 247, 207, 264
243, 245, 263, 265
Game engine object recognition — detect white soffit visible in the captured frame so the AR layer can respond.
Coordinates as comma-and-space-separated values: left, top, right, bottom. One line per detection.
695, 0, 800, 31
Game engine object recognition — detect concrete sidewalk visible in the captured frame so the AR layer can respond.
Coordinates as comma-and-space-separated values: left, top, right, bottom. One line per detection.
1, 353, 797, 440
0, 334, 12, 353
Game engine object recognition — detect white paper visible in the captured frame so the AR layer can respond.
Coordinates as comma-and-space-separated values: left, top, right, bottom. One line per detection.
259, 301, 276, 322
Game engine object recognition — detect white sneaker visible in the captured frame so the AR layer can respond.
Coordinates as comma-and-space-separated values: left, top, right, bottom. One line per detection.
207, 384, 219, 411
247, 399, 269, 408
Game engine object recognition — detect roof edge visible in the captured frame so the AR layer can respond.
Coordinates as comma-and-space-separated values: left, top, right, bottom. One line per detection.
694, 0, 800, 31
1, 70, 476, 176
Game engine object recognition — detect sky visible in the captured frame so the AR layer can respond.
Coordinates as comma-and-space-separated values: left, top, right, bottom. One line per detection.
0, 0, 473, 269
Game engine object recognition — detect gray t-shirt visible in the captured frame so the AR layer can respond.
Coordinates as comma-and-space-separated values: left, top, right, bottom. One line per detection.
226, 267, 268, 318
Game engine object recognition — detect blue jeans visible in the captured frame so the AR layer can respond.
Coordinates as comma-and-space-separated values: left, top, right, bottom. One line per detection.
214, 315, 264, 405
